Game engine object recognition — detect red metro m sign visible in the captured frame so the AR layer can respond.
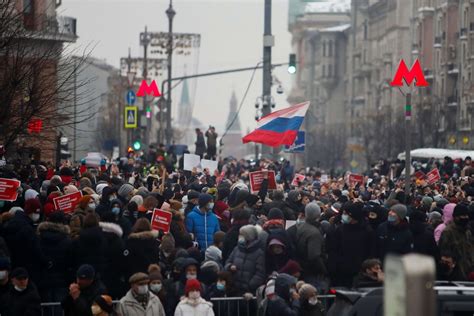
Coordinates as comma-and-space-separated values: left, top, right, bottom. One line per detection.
137, 80, 162, 97
390, 59, 429, 87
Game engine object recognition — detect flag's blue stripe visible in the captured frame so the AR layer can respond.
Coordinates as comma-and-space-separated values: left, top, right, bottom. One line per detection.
257, 117, 304, 133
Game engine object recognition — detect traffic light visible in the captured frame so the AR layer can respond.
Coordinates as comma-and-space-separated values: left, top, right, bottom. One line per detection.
288, 53, 296, 74
133, 140, 142, 151
146, 106, 151, 119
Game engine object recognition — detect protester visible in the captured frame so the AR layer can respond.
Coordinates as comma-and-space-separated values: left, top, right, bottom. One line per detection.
352, 258, 384, 288
174, 279, 214, 316
194, 129, 207, 158
265, 273, 300, 316
185, 193, 220, 251
0, 267, 41, 316
205, 126, 218, 159
298, 283, 325, 316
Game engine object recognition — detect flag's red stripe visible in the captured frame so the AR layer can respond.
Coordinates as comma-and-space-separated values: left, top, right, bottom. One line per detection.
242, 130, 298, 147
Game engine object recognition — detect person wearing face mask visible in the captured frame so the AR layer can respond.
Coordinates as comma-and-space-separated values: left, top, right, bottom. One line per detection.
174, 279, 214, 316
0, 267, 41, 316
169, 258, 203, 311
326, 202, 376, 287
108, 199, 132, 239
437, 251, 466, 281
298, 283, 324, 316
439, 203, 474, 280
376, 204, 414, 261
91, 295, 115, 316
95, 186, 116, 218
265, 273, 300, 316
148, 264, 170, 314
117, 272, 165, 316
185, 193, 221, 251
265, 235, 292, 275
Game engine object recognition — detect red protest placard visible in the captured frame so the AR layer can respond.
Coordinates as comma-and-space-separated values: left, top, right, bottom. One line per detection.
151, 209, 172, 233
348, 173, 364, 185
414, 171, 426, 180
53, 191, 83, 213
291, 174, 305, 186
426, 168, 441, 185
249, 170, 277, 193
0, 178, 21, 201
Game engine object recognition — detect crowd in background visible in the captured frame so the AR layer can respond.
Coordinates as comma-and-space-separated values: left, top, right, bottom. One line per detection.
0, 151, 473, 316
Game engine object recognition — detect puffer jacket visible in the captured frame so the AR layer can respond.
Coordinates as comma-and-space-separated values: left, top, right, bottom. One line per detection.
225, 239, 266, 294
71, 226, 107, 279
434, 203, 455, 244
174, 297, 214, 316
185, 206, 220, 251
295, 222, 326, 277
124, 230, 160, 278
37, 221, 72, 290
266, 274, 300, 316
117, 290, 165, 316
376, 220, 414, 260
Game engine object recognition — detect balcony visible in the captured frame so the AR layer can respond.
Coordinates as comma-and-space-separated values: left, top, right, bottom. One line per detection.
460, 28, 468, 40
434, 36, 442, 48
24, 14, 77, 43
447, 95, 459, 107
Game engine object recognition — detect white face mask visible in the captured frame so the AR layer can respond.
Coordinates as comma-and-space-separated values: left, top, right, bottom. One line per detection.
188, 290, 200, 299
14, 285, 26, 292
88, 203, 96, 210
150, 283, 162, 293
186, 273, 197, 280
136, 284, 148, 295
30, 213, 40, 222
0, 271, 7, 280
308, 297, 318, 305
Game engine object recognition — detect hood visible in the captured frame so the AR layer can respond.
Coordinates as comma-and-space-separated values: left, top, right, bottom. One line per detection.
38, 221, 70, 235
443, 203, 456, 224
99, 221, 123, 238
275, 273, 297, 302
128, 230, 158, 240
287, 190, 300, 202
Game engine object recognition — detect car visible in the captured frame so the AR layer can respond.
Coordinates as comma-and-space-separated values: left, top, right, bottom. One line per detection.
82, 152, 108, 168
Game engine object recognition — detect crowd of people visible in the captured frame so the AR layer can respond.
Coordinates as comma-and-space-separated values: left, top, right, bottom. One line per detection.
0, 152, 473, 316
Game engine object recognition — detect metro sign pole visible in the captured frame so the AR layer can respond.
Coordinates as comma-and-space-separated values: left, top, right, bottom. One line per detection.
390, 59, 428, 199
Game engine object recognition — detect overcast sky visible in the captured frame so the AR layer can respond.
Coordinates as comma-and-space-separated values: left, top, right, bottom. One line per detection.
59, 0, 293, 135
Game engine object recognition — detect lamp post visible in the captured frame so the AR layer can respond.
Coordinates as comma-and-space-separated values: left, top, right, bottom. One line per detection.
165, 0, 175, 146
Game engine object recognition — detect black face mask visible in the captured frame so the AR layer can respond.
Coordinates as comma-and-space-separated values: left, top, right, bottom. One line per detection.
454, 217, 469, 228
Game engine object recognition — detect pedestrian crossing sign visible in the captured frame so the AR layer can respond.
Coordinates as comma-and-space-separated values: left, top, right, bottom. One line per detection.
125, 106, 137, 129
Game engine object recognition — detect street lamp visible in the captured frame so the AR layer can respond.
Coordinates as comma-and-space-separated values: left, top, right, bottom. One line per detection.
166, 0, 176, 146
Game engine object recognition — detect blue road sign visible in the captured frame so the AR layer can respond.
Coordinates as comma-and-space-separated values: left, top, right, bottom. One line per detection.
126, 90, 136, 105
285, 131, 305, 153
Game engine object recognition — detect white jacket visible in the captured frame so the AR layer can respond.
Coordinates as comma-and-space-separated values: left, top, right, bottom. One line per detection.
117, 290, 165, 316
174, 297, 215, 316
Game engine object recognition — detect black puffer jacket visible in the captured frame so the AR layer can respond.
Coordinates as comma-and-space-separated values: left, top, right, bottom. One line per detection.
376, 221, 414, 261
409, 221, 439, 259
0, 281, 41, 316
71, 226, 107, 280
61, 279, 107, 316
37, 221, 73, 290
266, 274, 300, 316
225, 239, 266, 294
124, 230, 160, 278
99, 222, 126, 299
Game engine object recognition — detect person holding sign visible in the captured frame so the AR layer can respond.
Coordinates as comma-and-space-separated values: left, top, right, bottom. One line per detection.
185, 193, 220, 251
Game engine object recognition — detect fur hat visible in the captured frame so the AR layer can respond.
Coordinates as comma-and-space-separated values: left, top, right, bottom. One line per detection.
239, 225, 258, 242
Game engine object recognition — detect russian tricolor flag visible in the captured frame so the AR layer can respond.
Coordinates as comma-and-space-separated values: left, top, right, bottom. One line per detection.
242, 101, 310, 147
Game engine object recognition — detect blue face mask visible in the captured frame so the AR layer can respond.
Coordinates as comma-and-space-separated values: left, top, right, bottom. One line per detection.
238, 237, 246, 247
341, 214, 351, 224
112, 207, 121, 215
387, 215, 397, 224
216, 283, 225, 291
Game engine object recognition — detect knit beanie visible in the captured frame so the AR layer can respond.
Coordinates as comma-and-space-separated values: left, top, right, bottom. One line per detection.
278, 259, 302, 275
205, 245, 222, 262
130, 195, 144, 207
118, 183, 134, 199
64, 185, 79, 195
185, 279, 202, 295
391, 204, 408, 220
453, 204, 469, 217
421, 196, 433, 207
160, 234, 176, 253
24, 198, 41, 215
148, 264, 163, 282
95, 183, 108, 196
305, 202, 321, 222
299, 284, 317, 299
428, 211, 442, 222
346, 202, 365, 221
239, 224, 258, 242
268, 208, 284, 220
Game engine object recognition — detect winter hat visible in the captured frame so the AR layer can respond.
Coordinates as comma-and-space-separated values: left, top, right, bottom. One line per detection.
239, 225, 258, 242
198, 193, 213, 207
299, 284, 317, 300
160, 234, 176, 253
64, 185, 79, 195
148, 264, 163, 282
94, 295, 113, 313
118, 183, 135, 199
185, 279, 202, 295
9, 206, 23, 215
130, 195, 144, 207
10, 267, 28, 279
79, 177, 92, 190
78, 196, 93, 210
272, 190, 284, 201
136, 187, 150, 198
217, 187, 230, 200
205, 245, 222, 262
436, 198, 450, 209
129, 272, 149, 284
213, 231, 226, 245
278, 260, 302, 275
77, 264, 95, 280
187, 190, 200, 200
331, 202, 342, 214
453, 204, 469, 217
391, 204, 408, 220
410, 210, 427, 222
96, 183, 108, 196
428, 211, 442, 222
0, 257, 11, 270
24, 198, 41, 215
268, 208, 284, 220
25, 189, 39, 201
305, 202, 321, 222
48, 211, 66, 224
346, 202, 365, 221
421, 196, 433, 207
82, 187, 95, 196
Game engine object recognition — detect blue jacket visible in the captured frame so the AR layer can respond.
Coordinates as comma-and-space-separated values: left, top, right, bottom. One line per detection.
185, 206, 220, 250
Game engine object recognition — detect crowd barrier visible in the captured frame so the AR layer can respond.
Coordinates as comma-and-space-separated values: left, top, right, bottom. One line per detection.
39, 295, 336, 316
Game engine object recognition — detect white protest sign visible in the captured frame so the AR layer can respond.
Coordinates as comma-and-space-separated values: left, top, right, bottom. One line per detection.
201, 159, 218, 174
183, 154, 201, 171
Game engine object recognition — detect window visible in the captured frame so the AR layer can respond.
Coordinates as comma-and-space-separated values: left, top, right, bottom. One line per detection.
328, 41, 333, 57
363, 20, 368, 40
328, 64, 333, 77
322, 65, 326, 77
322, 41, 326, 57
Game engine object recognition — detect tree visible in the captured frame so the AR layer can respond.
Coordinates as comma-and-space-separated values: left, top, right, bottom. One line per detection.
0, 0, 95, 161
